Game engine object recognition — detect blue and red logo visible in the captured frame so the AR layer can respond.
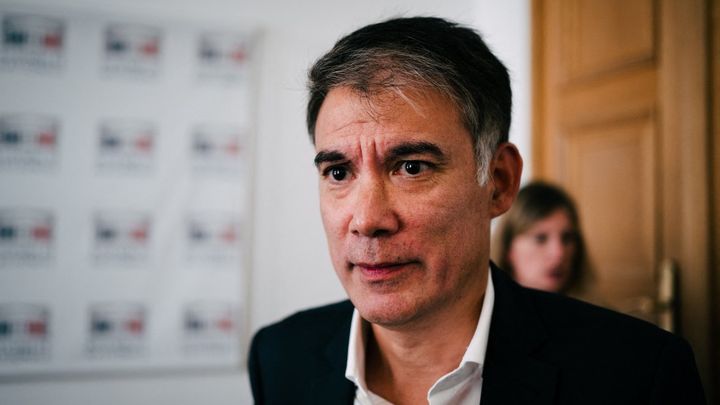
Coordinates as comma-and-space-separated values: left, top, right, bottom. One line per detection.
0, 304, 49, 340
2, 14, 63, 53
0, 208, 54, 267
1, 13, 65, 71
184, 302, 236, 337
190, 125, 245, 175
105, 24, 160, 60
86, 302, 146, 357
185, 213, 242, 265
0, 303, 50, 361
182, 301, 238, 353
102, 23, 162, 77
0, 114, 59, 169
187, 215, 240, 245
198, 33, 246, 65
89, 303, 145, 338
196, 31, 251, 82
93, 211, 151, 265
97, 119, 155, 172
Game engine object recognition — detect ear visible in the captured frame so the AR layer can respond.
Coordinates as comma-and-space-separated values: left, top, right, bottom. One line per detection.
489, 142, 523, 218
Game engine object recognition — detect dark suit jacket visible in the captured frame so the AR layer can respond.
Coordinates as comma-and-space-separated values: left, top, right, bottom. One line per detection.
248, 266, 706, 404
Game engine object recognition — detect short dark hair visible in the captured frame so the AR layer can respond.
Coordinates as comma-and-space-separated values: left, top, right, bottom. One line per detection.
306, 16, 511, 184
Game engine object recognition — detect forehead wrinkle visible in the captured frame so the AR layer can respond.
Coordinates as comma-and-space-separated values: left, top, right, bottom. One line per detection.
317, 86, 464, 166
325, 116, 371, 137
323, 115, 389, 166
320, 85, 444, 140
355, 125, 384, 167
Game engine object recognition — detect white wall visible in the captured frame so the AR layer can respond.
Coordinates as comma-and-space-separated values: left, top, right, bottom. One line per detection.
474, 0, 532, 180
1, 0, 529, 403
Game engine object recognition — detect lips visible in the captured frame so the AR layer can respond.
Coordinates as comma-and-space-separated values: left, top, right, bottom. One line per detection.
352, 261, 416, 282
545, 268, 568, 285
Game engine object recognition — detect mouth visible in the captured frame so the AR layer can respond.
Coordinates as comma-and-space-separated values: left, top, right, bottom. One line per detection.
352, 261, 417, 282
547, 268, 566, 281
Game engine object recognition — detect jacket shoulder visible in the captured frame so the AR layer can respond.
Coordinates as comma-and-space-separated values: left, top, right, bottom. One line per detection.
492, 265, 672, 345
526, 287, 672, 343
248, 300, 354, 404
490, 268, 705, 403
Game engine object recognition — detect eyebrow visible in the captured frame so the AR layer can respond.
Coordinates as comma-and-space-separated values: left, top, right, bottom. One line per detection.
314, 150, 346, 167
387, 141, 446, 162
313, 141, 447, 168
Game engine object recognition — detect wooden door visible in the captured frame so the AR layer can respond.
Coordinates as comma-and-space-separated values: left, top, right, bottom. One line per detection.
711, 0, 720, 397
533, 0, 715, 397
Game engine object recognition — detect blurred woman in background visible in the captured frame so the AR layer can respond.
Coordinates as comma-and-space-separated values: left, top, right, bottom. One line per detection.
493, 181, 593, 298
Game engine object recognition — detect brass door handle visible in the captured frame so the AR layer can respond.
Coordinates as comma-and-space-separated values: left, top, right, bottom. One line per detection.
656, 259, 678, 332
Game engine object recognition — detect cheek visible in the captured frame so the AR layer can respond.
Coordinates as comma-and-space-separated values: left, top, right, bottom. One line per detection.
319, 191, 347, 232
319, 202, 335, 236
413, 183, 488, 234
508, 241, 538, 273
563, 243, 578, 263
319, 198, 349, 259
408, 194, 488, 271
507, 244, 521, 269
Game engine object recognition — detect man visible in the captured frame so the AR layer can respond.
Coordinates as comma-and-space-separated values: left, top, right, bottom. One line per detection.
248, 17, 706, 405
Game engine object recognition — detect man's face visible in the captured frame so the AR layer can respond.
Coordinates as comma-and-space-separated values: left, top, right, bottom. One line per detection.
314, 86, 494, 327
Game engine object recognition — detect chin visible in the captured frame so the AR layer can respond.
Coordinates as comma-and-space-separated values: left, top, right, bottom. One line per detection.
351, 292, 424, 327
543, 282, 565, 293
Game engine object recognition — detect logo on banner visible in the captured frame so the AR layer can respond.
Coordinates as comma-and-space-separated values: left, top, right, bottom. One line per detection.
196, 31, 250, 83
0, 114, 59, 170
93, 211, 151, 266
0, 303, 50, 361
96, 119, 155, 173
102, 23, 162, 78
190, 125, 245, 176
0, 13, 64, 72
86, 302, 146, 357
185, 213, 242, 266
0, 208, 53, 268
182, 301, 238, 354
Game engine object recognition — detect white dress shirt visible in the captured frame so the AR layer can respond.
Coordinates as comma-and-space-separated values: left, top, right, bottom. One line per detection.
345, 268, 495, 405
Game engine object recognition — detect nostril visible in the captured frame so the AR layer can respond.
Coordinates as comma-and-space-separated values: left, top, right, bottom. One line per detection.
350, 228, 393, 238
371, 229, 390, 238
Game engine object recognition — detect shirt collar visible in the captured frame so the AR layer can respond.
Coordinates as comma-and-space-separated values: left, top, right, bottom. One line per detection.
461, 267, 494, 366
345, 297, 369, 390
345, 267, 495, 389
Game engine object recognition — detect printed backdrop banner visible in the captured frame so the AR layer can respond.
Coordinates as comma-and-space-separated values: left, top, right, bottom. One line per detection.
0, 4, 255, 376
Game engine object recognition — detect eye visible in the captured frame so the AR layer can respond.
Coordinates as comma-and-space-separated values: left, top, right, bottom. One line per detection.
322, 165, 350, 182
397, 160, 430, 176
331, 167, 347, 181
533, 233, 548, 244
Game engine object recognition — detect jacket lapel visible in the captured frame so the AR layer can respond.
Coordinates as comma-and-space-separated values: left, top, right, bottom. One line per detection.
480, 265, 558, 405
306, 305, 357, 404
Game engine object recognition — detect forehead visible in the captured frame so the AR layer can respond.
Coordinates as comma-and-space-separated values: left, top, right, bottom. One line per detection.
529, 209, 575, 230
314, 86, 470, 150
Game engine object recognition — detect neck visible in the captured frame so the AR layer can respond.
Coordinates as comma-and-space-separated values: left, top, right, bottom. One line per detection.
364, 274, 487, 405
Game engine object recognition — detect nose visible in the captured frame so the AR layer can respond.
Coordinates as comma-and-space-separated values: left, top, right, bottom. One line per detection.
349, 176, 400, 238
546, 237, 566, 264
